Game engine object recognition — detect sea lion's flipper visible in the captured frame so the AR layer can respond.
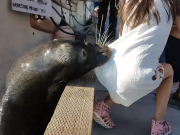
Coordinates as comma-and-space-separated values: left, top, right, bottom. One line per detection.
40, 82, 67, 134
47, 82, 67, 109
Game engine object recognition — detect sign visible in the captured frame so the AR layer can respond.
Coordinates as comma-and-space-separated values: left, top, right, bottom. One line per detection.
11, 0, 52, 17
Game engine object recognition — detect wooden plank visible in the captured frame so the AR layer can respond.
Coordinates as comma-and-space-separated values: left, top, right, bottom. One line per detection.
44, 86, 94, 135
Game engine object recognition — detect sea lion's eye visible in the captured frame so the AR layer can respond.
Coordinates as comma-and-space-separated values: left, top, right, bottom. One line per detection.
83, 50, 87, 57
82, 49, 87, 58
79, 49, 87, 63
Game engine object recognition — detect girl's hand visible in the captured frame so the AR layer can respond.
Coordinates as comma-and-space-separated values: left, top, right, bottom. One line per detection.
30, 14, 57, 34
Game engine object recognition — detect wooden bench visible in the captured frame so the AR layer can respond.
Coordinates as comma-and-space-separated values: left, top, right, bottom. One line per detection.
44, 74, 95, 135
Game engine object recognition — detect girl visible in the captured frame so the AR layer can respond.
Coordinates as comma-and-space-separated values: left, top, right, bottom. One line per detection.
93, 0, 180, 135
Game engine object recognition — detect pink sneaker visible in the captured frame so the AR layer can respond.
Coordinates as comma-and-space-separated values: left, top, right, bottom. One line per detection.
151, 119, 172, 135
93, 101, 115, 129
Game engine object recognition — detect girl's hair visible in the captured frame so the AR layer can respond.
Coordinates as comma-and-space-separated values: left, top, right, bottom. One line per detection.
118, 0, 180, 30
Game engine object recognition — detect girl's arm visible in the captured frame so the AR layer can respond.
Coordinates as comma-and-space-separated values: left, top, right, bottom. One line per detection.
29, 14, 57, 34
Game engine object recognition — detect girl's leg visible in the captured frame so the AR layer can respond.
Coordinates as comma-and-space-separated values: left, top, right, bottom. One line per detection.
93, 95, 115, 129
104, 95, 115, 106
155, 63, 173, 120
152, 63, 173, 135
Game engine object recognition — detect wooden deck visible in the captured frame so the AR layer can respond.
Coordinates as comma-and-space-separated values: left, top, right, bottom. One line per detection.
44, 75, 95, 135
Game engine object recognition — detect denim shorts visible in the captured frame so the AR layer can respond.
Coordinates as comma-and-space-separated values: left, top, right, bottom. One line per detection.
159, 50, 166, 63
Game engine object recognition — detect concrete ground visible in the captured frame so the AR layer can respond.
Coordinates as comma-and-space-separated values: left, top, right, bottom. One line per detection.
92, 91, 180, 135
68, 71, 180, 135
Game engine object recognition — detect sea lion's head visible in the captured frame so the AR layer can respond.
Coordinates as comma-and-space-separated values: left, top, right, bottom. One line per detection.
52, 40, 111, 80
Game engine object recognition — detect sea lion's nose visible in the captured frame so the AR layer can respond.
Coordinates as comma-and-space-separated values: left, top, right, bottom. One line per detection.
98, 49, 103, 53
96, 53, 108, 63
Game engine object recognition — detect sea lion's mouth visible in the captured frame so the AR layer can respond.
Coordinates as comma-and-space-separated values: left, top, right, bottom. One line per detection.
102, 48, 111, 58
97, 47, 111, 66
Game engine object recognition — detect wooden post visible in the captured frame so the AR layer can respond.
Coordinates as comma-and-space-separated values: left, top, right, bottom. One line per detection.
44, 85, 94, 135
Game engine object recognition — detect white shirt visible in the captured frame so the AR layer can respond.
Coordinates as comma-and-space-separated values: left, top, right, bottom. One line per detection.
95, 0, 173, 107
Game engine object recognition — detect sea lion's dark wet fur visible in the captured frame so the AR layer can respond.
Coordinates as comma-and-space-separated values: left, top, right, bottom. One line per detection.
0, 40, 110, 135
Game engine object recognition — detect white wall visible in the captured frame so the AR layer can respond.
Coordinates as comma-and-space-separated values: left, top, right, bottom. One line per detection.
0, 0, 52, 99
0, 0, 95, 100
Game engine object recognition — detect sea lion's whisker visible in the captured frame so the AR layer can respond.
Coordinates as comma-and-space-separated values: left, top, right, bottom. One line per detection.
97, 33, 104, 48
105, 40, 114, 47
100, 26, 110, 46
108, 38, 114, 43
96, 25, 98, 44
97, 32, 103, 47
101, 23, 112, 44
105, 37, 114, 46
96, 30, 103, 48
99, 23, 112, 47
102, 32, 113, 47
65, 57, 70, 62
99, 35, 105, 48
98, 15, 104, 46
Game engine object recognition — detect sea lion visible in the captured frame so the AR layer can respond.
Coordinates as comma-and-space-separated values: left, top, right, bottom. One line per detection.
0, 39, 111, 135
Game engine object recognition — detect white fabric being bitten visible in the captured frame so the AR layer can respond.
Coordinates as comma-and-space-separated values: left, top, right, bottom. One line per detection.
95, 0, 173, 107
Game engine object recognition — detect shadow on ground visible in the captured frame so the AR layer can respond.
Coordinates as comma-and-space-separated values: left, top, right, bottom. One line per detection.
92, 91, 180, 135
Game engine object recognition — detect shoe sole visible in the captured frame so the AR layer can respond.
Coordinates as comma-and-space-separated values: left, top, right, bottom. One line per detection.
93, 112, 113, 129
165, 130, 172, 135
153, 130, 172, 135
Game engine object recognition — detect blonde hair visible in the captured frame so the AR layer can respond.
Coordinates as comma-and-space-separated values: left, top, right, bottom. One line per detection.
118, 0, 180, 30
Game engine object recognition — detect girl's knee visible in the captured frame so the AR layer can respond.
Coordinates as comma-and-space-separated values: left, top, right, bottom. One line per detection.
162, 63, 174, 78
166, 64, 173, 76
